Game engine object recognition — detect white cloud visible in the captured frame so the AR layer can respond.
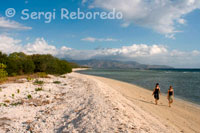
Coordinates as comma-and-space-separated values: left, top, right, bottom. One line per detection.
82, 0, 88, 5
0, 35, 22, 54
0, 17, 32, 30
59, 44, 200, 68
24, 38, 57, 55
0, 35, 200, 68
81, 37, 96, 42
91, 0, 200, 37
81, 37, 118, 42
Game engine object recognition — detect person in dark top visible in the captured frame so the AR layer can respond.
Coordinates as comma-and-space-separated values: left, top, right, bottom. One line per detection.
152, 83, 161, 105
167, 86, 174, 107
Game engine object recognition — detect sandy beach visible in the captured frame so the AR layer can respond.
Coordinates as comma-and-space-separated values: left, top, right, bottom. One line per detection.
0, 70, 199, 133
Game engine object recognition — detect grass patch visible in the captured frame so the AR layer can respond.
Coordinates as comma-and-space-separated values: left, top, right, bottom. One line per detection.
34, 79, 44, 85
10, 102, 22, 106
35, 87, 43, 91
37, 72, 48, 78
60, 75, 66, 78
27, 77, 32, 82
53, 81, 61, 84
27, 94, 32, 99
0, 103, 7, 107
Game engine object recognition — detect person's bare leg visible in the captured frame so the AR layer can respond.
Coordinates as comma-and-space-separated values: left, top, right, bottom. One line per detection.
155, 99, 158, 105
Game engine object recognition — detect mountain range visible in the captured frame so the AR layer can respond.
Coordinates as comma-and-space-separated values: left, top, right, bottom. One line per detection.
69, 59, 173, 69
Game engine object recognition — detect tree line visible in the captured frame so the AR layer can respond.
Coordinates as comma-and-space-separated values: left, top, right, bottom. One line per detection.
0, 51, 72, 78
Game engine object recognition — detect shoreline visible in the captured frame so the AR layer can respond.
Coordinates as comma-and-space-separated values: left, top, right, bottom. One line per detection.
77, 72, 200, 133
0, 71, 199, 132
76, 69, 200, 107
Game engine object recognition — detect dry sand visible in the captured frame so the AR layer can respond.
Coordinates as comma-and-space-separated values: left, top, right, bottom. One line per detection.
86, 74, 200, 133
0, 71, 199, 133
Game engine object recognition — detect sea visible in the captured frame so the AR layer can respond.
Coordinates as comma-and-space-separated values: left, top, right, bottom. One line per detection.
78, 69, 200, 105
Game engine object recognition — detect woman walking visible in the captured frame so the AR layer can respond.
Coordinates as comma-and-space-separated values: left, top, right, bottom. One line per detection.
167, 86, 174, 107
152, 83, 161, 105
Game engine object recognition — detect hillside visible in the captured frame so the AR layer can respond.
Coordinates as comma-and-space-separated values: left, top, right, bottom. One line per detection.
69, 59, 173, 69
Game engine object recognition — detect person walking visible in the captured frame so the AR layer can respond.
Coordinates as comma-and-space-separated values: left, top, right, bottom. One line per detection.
167, 86, 174, 107
152, 83, 161, 105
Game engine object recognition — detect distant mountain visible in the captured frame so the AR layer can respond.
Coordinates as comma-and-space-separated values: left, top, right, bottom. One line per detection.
69, 59, 173, 69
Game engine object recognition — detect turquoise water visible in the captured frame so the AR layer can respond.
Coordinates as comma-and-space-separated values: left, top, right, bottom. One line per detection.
78, 69, 200, 105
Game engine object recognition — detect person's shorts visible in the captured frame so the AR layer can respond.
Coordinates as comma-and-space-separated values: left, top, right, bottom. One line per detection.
154, 93, 159, 100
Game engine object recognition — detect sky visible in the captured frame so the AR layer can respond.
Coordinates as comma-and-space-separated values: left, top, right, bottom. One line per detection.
0, 0, 200, 68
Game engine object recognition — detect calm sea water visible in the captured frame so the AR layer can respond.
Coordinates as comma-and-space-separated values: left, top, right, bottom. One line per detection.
78, 69, 200, 105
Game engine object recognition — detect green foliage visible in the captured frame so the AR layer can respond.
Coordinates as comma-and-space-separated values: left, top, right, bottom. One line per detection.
0, 51, 72, 76
60, 75, 66, 78
27, 77, 32, 82
10, 102, 22, 106
32, 54, 72, 74
37, 72, 48, 78
11, 73, 17, 77
0, 63, 8, 82
35, 87, 43, 91
27, 94, 32, 99
17, 89, 20, 93
12, 94, 15, 98
34, 79, 44, 85
0, 52, 8, 64
53, 81, 61, 84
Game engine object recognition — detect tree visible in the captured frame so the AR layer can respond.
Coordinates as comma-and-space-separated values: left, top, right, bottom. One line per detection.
0, 52, 8, 64
0, 63, 8, 81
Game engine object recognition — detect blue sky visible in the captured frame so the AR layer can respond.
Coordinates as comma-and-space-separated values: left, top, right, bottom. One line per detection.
0, 0, 200, 67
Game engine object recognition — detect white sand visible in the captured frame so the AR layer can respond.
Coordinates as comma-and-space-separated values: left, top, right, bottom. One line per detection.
0, 71, 199, 132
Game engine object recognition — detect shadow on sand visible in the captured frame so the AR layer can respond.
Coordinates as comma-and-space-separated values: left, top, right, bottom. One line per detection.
126, 96, 167, 107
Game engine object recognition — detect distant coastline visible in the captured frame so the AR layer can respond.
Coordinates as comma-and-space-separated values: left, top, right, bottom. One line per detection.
77, 68, 200, 105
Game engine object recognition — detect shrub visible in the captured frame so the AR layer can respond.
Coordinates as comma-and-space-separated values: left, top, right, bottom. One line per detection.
34, 79, 44, 85
37, 72, 48, 78
35, 87, 43, 91
53, 81, 61, 84
0, 63, 8, 82
60, 75, 66, 78
27, 77, 32, 82
10, 102, 22, 106
12, 94, 15, 98
17, 89, 20, 93
0, 51, 72, 76
11, 73, 17, 77
27, 94, 32, 99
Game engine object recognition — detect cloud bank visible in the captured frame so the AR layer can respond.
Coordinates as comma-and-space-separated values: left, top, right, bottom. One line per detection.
89, 0, 200, 38
0, 35, 200, 68
0, 17, 32, 30
81, 37, 118, 42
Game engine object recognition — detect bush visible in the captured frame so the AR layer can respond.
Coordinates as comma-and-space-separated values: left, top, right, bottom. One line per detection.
34, 80, 44, 85
37, 72, 48, 78
35, 87, 43, 91
27, 94, 32, 99
0, 51, 72, 76
27, 77, 32, 82
53, 81, 61, 84
0, 63, 8, 82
